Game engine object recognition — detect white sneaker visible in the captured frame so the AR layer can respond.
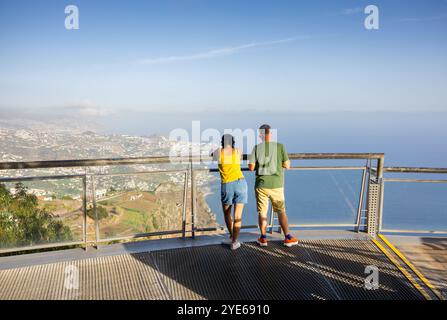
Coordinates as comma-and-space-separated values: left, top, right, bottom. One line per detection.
231, 241, 241, 251
221, 237, 232, 245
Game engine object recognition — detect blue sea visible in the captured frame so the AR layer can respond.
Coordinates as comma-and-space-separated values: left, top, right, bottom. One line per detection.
201, 169, 447, 233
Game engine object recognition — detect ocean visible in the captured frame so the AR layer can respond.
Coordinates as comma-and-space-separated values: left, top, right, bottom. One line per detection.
201, 169, 447, 232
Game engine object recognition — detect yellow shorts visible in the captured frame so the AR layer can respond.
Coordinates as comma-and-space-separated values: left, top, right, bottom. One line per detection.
255, 188, 286, 217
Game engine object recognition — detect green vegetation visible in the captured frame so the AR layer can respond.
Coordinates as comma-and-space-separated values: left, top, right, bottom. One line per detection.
87, 205, 109, 220
121, 207, 154, 233
0, 183, 73, 248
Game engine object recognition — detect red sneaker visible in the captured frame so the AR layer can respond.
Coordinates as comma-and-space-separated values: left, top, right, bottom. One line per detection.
257, 237, 268, 247
284, 235, 298, 247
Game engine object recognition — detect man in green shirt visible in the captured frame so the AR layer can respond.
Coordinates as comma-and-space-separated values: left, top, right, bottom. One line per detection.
248, 124, 298, 247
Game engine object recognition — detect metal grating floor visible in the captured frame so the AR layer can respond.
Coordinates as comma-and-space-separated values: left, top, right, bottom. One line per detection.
0, 239, 424, 300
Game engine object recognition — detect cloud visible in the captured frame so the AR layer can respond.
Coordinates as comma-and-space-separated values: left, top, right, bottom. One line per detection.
136, 36, 309, 65
398, 17, 422, 22
63, 100, 114, 117
0, 101, 114, 121
341, 7, 363, 15
0, 104, 106, 132
398, 13, 447, 22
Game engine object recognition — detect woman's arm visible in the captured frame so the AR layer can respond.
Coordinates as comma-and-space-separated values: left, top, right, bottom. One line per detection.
248, 146, 256, 171
211, 148, 221, 162
236, 148, 243, 160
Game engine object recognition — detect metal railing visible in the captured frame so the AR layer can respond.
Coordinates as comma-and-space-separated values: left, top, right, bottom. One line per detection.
0, 152, 396, 254
380, 167, 447, 235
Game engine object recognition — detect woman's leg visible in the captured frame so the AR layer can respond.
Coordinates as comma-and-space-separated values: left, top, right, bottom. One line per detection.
223, 204, 233, 238
232, 204, 244, 243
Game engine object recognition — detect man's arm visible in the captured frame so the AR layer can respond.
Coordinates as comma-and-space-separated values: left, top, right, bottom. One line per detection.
282, 160, 291, 169
281, 144, 290, 169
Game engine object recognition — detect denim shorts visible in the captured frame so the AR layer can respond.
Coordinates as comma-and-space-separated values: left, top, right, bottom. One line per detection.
221, 179, 248, 205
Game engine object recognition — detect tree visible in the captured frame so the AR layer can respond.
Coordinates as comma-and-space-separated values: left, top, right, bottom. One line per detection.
0, 183, 73, 248
87, 205, 109, 220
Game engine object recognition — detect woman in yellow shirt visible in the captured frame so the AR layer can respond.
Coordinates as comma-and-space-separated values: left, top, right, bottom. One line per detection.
213, 134, 247, 250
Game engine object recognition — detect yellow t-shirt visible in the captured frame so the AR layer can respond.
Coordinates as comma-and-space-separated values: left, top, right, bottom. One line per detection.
218, 148, 244, 183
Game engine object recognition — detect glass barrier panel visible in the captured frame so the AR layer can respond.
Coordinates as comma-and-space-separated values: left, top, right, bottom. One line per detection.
93, 171, 186, 240
382, 182, 447, 232
285, 170, 363, 225
193, 170, 221, 230
285, 169, 363, 225
0, 178, 84, 251
196, 169, 363, 229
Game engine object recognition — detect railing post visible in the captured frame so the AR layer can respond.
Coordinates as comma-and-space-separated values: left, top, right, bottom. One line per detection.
355, 164, 367, 232
190, 159, 196, 239
82, 175, 88, 251
377, 156, 385, 233
366, 156, 385, 238
182, 171, 188, 239
91, 175, 100, 248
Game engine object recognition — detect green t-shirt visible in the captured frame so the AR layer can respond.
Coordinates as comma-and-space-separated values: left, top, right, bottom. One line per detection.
248, 142, 289, 189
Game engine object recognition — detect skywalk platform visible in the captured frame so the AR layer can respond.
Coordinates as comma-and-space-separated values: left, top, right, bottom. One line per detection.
388, 235, 447, 295
0, 231, 431, 300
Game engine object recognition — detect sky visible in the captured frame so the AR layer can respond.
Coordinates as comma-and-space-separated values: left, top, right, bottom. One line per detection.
0, 0, 446, 118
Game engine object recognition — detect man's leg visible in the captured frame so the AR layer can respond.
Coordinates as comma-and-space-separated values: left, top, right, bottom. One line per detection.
270, 188, 288, 234
223, 204, 233, 238
258, 213, 268, 235
277, 211, 290, 235
276, 209, 298, 246
255, 188, 269, 235
232, 204, 243, 242
271, 188, 297, 246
